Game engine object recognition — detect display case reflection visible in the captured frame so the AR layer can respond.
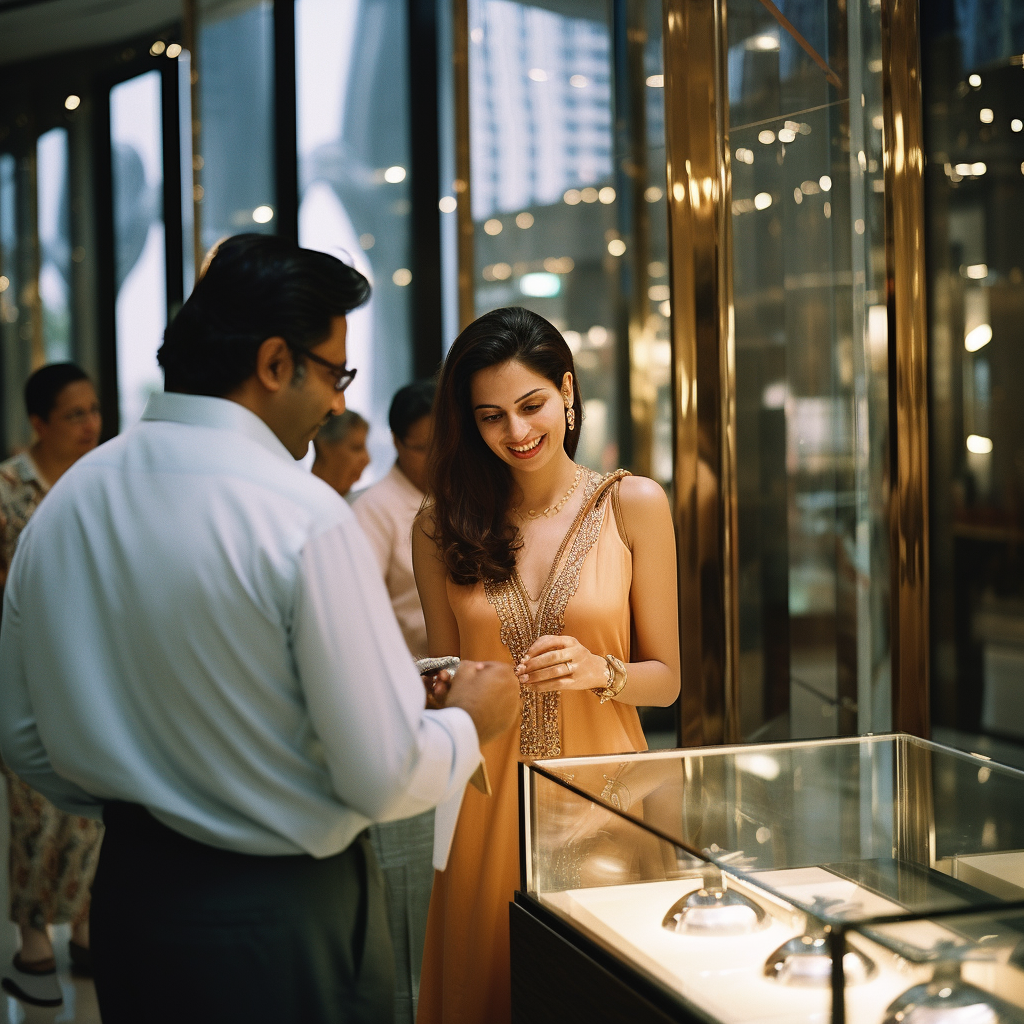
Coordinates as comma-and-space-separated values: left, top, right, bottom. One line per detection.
521, 735, 1024, 1022
727, 0, 890, 745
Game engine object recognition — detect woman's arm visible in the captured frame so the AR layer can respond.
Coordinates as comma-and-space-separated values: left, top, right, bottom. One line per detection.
518, 476, 681, 707
411, 511, 461, 658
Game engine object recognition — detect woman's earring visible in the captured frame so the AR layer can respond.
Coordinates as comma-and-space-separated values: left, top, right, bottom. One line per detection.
566, 406, 576, 431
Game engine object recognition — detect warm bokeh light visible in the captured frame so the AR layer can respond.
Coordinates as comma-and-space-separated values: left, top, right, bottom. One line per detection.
384, 165, 407, 183
965, 324, 992, 352
150, 41, 166, 56
483, 218, 502, 235
438, 196, 457, 213
646, 75, 664, 88
252, 205, 274, 223
392, 268, 412, 287
64, 95, 81, 111
607, 238, 626, 256
966, 434, 993, 454
166, 43, 182, 59
515, 211, 534, 228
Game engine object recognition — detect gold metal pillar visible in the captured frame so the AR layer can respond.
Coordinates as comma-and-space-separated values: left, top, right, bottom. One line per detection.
663, 0, 738, 745
882, 0, 930, 737
452, 0, 475, 331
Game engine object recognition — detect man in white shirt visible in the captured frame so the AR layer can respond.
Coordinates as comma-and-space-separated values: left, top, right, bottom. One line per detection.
0, 234, 518, 1024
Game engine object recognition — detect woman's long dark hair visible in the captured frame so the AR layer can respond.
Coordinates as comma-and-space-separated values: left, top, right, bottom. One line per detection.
430, 307, 583, 585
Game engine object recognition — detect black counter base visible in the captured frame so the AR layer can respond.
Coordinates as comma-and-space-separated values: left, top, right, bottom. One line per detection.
509, 893, 713, 1024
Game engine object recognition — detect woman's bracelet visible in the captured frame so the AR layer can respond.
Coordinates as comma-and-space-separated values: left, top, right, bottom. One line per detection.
591, 654, 627, 704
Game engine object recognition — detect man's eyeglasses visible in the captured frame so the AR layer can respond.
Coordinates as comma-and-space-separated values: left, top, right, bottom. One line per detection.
290, 345, 358, 392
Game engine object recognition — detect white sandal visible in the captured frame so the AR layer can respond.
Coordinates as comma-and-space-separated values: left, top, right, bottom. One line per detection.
1, 954, 63, 1007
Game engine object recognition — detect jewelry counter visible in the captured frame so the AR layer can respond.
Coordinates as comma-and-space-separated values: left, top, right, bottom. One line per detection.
511, 734, 1024, 1024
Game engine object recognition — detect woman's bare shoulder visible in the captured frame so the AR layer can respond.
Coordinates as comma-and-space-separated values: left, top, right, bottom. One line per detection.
616, 473, 670, 513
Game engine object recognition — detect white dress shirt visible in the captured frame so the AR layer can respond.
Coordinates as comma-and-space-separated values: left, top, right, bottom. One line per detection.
352, 464, 428, 659
0, 392, 480, 862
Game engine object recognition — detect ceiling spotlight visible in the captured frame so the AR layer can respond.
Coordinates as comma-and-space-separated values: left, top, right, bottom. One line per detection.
64, 94, 81, 111
968, 73, 982, 88
150, 40, 166, 56
252, 205, 274, 224
166, 43, 182, 59
384, 165, 407, 183
965, 324, 992, 352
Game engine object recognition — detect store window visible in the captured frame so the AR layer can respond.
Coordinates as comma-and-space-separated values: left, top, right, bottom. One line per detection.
196, 0, 275, 254
36, 127, 72, 364
295, 0, 414, 483
727, 0, 890, 740
110, 70, 166, 428
924, 2, 1024, 755
466, 0, 668, 478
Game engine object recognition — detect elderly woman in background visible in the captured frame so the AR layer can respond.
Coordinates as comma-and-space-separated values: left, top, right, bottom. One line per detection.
312, 408, 370, 499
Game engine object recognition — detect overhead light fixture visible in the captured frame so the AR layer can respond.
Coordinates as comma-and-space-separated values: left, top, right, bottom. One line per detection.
966, 434, 993, 454
520, 272, 560, 297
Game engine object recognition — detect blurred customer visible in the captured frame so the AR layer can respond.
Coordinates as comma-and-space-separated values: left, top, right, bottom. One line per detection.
0, 235, 519, 1024
0, 363, 102, 1009
353, 379, 435, 1024
312, 408, 370, 498
353, 380, 434, 659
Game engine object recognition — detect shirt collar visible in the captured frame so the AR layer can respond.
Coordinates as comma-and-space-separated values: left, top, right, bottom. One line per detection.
13, 452, 48, 491
141, 392, 295, 463
388, 462, 424, 501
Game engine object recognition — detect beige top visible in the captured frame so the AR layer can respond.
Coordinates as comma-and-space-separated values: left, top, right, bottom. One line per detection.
352, 463, 428, 658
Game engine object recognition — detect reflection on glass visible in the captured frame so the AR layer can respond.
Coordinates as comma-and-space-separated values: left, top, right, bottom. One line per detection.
36, 128, 72, 363
0, 151, 23, 450
728, 0, 889, 741
110, 70, 166, 429
296, 0, 413, 484
178, 49, 196, 299
468, 0, 621, 472
924, 5, 1024, 754
197, 0, 275, 252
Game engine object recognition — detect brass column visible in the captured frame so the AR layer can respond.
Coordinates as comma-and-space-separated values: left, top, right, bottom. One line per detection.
663, 0, 738, 745
882, 0, 930, 737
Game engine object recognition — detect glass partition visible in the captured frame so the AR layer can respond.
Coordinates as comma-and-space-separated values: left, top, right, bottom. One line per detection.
196, 0, 275, 252
465, 0, 669, 480
110, 70, 166, 429
923, 1, 1024, 759
726, 0, 890, 742
295, 0, 414, 485
36, 127, 72, 364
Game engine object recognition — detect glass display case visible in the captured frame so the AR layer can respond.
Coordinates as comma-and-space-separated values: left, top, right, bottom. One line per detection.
514, 734, 1024, 1023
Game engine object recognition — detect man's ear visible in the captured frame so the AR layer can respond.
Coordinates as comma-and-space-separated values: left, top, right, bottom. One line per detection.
28, 413, 47, 438
254, 337, 294, 393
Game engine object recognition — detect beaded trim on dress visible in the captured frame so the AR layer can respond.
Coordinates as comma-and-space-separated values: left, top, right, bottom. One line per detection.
484, 468, 629, 758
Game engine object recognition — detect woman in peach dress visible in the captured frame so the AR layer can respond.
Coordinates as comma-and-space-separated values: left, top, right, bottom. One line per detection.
413, 307, 680, 1024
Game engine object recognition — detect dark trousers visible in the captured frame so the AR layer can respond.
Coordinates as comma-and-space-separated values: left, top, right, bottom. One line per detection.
91, 802, 394, 1024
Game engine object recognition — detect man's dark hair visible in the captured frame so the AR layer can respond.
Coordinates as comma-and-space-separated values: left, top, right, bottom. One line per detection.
24, 363, 89, 421
158, 234, 371, 397
388, 380, 436, 442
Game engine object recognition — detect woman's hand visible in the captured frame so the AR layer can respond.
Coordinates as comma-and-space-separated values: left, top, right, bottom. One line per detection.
516, 635, 608, 693
422, 669, 453, 709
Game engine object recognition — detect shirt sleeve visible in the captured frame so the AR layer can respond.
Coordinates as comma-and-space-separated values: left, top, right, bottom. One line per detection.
352, 490, 392, 578
0, 582, 103, 818
292, 514, 481, 824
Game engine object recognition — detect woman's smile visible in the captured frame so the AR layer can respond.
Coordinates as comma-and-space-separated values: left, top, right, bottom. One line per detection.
507, 435, 546, 459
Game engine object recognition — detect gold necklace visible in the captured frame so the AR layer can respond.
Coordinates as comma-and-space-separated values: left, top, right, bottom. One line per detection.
519, 466, 583, 519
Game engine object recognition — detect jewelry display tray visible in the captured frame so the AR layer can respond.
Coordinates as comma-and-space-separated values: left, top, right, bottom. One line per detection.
517, 735, 1024, 1024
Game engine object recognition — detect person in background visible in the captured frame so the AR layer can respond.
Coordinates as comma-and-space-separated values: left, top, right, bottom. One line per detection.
0, 363, 103, 1009
353, 379, 435, 1024
354, 380, 434, 659
312, 407, 370, 498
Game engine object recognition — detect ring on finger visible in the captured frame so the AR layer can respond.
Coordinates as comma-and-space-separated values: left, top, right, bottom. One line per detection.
566, 660, 574, 675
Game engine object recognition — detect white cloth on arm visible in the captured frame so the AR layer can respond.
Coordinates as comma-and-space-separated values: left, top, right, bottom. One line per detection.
352, 464, 428, 660
0, 392, 480, 867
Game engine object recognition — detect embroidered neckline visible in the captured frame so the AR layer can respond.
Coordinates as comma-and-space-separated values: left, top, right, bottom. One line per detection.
484, 468, 629, 758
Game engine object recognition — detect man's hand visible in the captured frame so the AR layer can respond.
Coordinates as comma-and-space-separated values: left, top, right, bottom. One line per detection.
422, 669, 453, 709
442, 661, 519, 746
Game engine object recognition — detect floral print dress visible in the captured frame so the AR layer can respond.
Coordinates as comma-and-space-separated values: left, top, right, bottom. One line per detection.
0, 452, 103, 931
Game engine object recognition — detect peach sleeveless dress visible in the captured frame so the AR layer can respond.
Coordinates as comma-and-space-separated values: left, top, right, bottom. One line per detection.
416, 470, 647, 1024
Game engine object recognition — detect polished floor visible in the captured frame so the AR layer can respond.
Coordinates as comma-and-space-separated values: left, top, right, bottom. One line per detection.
0, 786, 100, 1024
